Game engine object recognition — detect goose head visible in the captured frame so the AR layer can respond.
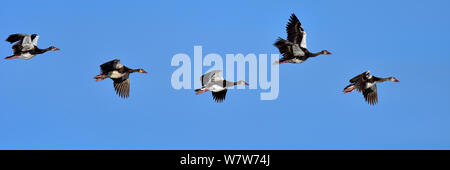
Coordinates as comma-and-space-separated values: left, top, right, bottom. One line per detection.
321, 50, 332, 55
390, 77, 400, 82
48, 46, 60, 51
133, 69, 148, 74
236, 80, 249, 86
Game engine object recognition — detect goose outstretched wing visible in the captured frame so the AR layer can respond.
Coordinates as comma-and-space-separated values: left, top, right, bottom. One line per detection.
200, 70, 224, 86
112, 75, 130, 98
100, 59, 123, 74
21, 34, 35, 51
363, 84, 378, 105
286, 14, 307, 48
212, 89, 227, 103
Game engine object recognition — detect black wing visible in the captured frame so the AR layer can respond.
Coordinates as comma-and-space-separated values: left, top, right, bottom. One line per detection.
112, 75, 130, 98
30, 34, 38, 41
349, 72, 369, 92
100, 59, 121, 74
212, 89, 227, 103
363, 85, 378, 105
11, 43, 22, 55
349, 72, 368, 83
6, 34, 26, 43
286, 14, 304, 45
274, 38, 294, 60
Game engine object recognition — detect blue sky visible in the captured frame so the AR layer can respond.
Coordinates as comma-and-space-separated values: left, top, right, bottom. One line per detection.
1, 0, 449, 149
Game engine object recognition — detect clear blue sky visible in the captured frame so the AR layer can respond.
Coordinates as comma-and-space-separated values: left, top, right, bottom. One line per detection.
1, 0, 449, 149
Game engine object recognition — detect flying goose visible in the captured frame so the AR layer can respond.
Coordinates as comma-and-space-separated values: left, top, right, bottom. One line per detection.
94, 59, 147, 98
273, 14, 331, 65
5, 34, 59, 60
195, 70, 249, 103
343, 71, 399, 105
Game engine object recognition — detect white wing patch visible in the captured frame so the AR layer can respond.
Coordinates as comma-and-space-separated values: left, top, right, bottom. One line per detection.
300, 31, 307, 49
32, 35, 40, 46
21, 35, 34, 51
292, 44, 305, 56
366, 82, 376, 88
115, 63, 124, 69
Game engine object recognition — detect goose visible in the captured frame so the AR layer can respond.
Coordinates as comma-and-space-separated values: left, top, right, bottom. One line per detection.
195, 70, 249, 103
5, 34, 59, 60
273, 13, 331, 65
94, 59, 147, 98
343, 71, 399, 105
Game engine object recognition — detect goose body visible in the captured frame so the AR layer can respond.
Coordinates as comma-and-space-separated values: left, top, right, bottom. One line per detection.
5, 34, 59, 60
94, 59, 147, 98
273, 14, 331, 65
343, 71, 399, 105
195, 70, 248, 103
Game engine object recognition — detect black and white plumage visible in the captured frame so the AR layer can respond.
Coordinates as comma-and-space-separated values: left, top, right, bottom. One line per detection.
94, 59, 147, 98
195, 70, 249, 103
273, 14, 331, 65
343, 71, 400, 105
5, 33, 59, 60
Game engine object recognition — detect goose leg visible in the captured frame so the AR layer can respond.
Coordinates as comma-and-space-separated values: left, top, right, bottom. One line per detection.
279, 60, 290, 64
195, 88, 208, 95
273, 59, 290, 65
94, 74, 107, 81
5, 55, 20, 60
343, 84, 356, 93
